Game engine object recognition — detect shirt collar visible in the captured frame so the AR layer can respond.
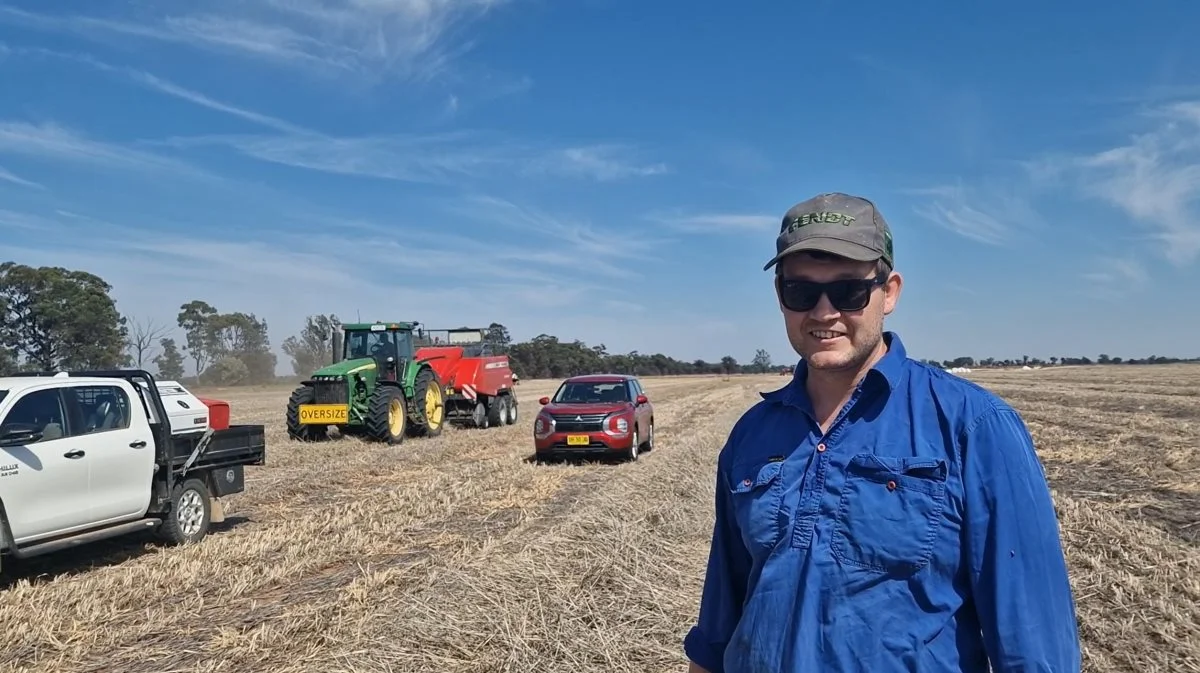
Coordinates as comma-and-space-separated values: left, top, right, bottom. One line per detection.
762, 331, 908, 409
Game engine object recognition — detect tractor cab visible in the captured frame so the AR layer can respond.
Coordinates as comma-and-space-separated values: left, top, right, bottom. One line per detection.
340, 322, 416, 382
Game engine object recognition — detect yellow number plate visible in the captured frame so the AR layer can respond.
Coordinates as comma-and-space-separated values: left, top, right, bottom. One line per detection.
566, 434, 590, 446
298, 404, 349, 424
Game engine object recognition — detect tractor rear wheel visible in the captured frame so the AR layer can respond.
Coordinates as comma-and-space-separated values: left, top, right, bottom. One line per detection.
366, 386, 407, 444
408, 368, 445, 438
286, 385, 329, 442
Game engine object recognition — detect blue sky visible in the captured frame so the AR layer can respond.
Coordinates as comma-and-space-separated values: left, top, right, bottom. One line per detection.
0, 0, 1198, 374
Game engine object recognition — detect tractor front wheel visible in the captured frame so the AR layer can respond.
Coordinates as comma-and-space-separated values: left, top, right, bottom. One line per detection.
286, 386, 329, 442
366, 386, 407, 444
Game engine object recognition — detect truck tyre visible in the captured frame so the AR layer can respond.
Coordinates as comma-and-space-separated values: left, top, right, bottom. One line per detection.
366, 385, 407, 444
286, 385, 330, 442
504, 395, 518, 425
487, 396, 504, 427
156, 478, 212, 545
408, 368, 445, 438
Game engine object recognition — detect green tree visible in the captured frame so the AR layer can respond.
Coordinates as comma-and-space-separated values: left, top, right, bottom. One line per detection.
484, 322, 512, 354
177, 300, 218, 377
281, 313, 341, 375
204, 311, 276, 384
0, 262, 128, 370
0, 345, 14, 376
752, 349, 772, 374
153, 337, 185, 380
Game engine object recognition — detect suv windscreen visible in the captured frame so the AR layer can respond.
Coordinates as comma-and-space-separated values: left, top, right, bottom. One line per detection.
553, 382, 629, 404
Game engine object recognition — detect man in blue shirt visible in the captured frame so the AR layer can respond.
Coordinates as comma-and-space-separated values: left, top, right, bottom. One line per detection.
683, 192, 1081, 672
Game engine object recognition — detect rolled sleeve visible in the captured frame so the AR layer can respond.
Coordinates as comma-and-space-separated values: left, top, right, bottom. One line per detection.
684, 453, 752, 673
963, 404, 1082, 672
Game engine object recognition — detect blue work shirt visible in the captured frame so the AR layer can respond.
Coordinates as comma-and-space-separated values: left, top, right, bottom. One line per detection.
683, 332, 1081, 672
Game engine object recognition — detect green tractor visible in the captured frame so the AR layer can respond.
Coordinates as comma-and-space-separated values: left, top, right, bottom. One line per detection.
285, 321, 446, 444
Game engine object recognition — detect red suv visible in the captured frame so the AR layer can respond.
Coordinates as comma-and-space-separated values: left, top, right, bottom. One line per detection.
532, 374, 655, 461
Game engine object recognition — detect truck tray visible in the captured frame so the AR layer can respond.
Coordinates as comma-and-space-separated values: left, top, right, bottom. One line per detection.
167, 424, 267, 472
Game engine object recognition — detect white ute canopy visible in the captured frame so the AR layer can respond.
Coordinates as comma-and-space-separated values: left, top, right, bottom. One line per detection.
135, 379, 212, 435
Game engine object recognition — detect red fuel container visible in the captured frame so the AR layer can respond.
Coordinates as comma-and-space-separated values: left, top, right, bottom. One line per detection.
199, 397, 231, 430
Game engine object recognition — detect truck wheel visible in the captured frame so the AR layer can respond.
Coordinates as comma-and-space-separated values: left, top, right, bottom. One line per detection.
409, 368, 444, 438
285, 385, 330, 442
156, 478, 212, 545
366, 386, 407, 444
504, 395, 518, 425
487, 396, 505, 427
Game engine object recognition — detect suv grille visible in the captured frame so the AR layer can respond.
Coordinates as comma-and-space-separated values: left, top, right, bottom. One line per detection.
551, 412, 607, 432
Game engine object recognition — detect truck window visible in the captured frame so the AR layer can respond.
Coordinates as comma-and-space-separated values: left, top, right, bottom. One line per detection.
70, 385, 132, 433
1, 389, 67, 442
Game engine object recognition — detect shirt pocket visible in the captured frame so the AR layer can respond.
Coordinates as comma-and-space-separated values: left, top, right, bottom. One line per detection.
728, 459, 785, 556
831, 453, 948, 575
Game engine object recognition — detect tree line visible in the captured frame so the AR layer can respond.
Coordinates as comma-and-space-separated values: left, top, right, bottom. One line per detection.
0, 262, 1195, 386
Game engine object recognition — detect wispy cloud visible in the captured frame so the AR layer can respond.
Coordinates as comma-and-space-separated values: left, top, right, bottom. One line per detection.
904, 181, 1037, 246
645, 210, 777, 233
147, 130, 667, 185
452, 194, 672, 271
0, 120, 215, 179
523, 145, 669, 181
1, 43, 315, 135
0, 205, 673, 369
129, 71, 312, 135
0, 164, 43, 190
1, 42, 650, 187
1081, 255, 1149, 287
1038, 100, 1200, 265
0, 0, 511, 82
0, 209, 57, 230
1077, 254, 1151, 301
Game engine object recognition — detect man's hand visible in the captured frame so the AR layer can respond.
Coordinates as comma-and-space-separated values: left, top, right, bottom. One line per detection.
687, 662, 711, 673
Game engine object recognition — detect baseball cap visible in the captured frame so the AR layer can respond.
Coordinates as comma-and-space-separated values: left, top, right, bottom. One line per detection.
763, 192, 894, 272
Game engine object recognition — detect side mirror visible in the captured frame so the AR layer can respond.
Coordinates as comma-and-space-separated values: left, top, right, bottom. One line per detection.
636, 394, 648, 405
0, 424, 42, 446
538, 396, 550, 405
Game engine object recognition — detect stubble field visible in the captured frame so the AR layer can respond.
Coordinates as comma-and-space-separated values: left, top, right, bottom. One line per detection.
0, 365, 1196, 673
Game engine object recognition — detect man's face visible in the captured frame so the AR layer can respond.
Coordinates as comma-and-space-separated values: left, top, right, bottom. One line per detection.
775, 251, 903, 372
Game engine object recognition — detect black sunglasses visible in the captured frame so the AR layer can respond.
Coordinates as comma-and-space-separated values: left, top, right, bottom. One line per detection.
777, 275, 888, 312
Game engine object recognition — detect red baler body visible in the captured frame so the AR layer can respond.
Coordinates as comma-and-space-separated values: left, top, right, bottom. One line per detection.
414, 345, 514, 397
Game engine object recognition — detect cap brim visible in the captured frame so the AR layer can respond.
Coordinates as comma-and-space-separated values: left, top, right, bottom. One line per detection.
762, 237, 882, 271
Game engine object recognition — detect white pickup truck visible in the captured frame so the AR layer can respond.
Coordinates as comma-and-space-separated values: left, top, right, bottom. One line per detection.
0, 369, 267, 572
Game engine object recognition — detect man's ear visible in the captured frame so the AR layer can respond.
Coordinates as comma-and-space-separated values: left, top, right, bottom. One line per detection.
882, 270, 903, 315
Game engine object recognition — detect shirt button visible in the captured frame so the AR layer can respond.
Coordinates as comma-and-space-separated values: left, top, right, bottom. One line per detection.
816, 443, 827, 453
886, 480, 897, 491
